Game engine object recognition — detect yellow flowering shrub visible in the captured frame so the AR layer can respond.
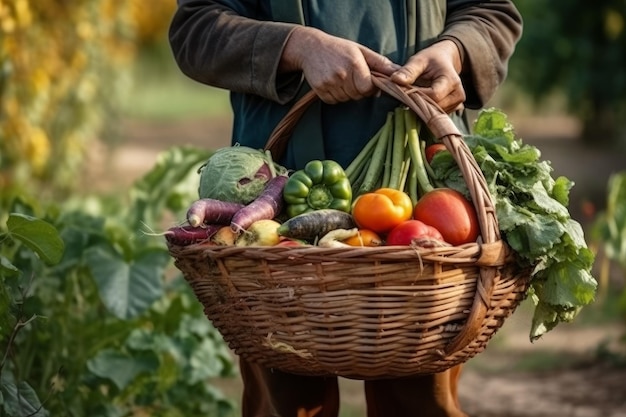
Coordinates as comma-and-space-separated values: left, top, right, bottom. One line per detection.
129, 0, 177, 46
0, 0, 137, 189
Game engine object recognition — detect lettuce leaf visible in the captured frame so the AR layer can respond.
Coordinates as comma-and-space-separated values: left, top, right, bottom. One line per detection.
430, 108, 598, 341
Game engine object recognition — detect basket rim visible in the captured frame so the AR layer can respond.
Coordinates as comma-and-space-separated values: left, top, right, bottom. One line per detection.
167, 238, 516, 269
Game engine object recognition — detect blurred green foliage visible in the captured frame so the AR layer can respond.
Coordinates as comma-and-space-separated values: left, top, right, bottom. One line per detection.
509, 1, 626, 146
1, 146, 238, 417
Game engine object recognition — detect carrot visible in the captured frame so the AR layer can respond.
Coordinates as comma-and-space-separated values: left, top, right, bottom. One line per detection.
230, 174, 288, 232
186, 198, 245, 227
164, 224, 221, 246
277, 209, 356, 240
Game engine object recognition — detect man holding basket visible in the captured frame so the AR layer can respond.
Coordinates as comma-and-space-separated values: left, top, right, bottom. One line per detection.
169, 1, 522, 416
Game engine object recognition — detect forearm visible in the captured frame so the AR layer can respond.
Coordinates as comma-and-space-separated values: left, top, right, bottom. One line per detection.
441, 0, 523, 108
168, 1, 302, 103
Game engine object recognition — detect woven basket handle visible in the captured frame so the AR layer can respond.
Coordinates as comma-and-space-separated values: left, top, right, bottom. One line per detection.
265, 88, 318, 161
265, 73, 502, 358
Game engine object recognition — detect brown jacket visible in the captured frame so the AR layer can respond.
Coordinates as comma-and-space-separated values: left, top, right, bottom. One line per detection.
169, 1, 522, 107
168, 1, 522, 168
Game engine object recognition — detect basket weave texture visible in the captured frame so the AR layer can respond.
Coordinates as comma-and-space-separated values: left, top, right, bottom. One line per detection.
167, 74, 531, 379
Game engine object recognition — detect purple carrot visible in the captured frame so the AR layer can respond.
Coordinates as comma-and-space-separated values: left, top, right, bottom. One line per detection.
164, 224, 221, 246
230, 175, 288, 232
186, 198, 245, 227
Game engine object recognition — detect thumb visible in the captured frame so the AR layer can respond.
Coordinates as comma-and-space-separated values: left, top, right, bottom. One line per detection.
391, 58, 427, 85
359, 46, 400, 76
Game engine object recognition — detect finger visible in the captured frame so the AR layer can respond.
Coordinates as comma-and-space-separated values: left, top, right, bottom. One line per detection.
430, 88, 466, 113
438, 95, 464, 113
335, 86, 353, 102
344, 78, 370, 100
349, 69, 377, 98
427, 75, 465, 109
359, 46, 401, 76
314, 88, 337, 104
319, 87, 350, 104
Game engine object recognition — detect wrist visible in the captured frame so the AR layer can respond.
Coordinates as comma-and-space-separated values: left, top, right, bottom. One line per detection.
279, 25, 311, 73
437, 38, 464, 74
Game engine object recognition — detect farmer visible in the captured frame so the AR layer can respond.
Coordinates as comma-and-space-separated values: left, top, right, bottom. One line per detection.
169, 1, 522, 416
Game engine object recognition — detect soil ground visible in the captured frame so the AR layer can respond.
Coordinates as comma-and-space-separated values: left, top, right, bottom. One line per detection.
89, 112, 626, 417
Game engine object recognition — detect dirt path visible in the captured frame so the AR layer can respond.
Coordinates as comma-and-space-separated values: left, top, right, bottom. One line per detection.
90, 113, 626, 417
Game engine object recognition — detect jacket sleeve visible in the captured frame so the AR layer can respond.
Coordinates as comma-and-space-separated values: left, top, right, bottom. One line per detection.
439, 0, 523, 109
168, 0, 302, 104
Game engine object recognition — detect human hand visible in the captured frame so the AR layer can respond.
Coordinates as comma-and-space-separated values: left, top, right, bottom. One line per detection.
280, 26, 400, 104
390, 40, 465, 113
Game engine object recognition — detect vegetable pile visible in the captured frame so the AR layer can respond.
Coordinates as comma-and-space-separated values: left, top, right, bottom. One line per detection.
166, 107, 597, 342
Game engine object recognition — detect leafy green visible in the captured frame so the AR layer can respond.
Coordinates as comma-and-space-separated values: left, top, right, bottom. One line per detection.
430, 108, 597, 341
6, 213, 64, 266
591, 172, 626, 268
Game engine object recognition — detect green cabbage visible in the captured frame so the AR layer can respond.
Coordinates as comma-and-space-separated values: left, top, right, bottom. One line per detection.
198, 146, 287, 204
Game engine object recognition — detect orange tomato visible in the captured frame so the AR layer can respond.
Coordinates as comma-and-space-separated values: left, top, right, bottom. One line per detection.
352, 188, 413, 233
342, 229, 383, 247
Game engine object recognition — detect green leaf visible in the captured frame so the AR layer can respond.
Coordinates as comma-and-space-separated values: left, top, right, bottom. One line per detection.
130, 146, 213, 229
472, 107, 516, 142
552, 176, 573, 206
126, 328, 162, 350
593, 172, 626, 267
85, 246, 169, 319
0, 371, 49, 416
528, 182, 570, 219
536, 262, 597, 308
0, 255, 20, 278
6, 213, 64, 266
529, 300, 581, 342
87, 349, 159, 390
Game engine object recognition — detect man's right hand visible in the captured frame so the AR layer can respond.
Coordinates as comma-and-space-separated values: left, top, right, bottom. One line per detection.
279, 26, 400, 104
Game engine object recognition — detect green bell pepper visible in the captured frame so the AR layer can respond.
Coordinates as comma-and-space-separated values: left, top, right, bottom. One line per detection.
283, 160, 352, 218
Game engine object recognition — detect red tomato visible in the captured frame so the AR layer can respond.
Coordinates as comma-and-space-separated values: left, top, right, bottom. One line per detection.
352, 188, 413, 233
413, 188, 479, 246
386, 220, 444, 246
425, 144, 447, 164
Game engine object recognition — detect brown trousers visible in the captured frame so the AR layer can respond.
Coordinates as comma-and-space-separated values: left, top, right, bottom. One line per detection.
240, 360, 467, 417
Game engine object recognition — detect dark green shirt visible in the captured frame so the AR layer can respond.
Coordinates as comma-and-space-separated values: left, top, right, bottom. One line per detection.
231, 1, 450, 169
169, 0, 522, 169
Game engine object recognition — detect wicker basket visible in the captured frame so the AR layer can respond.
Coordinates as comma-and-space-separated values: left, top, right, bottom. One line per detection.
167, 74, 531, 379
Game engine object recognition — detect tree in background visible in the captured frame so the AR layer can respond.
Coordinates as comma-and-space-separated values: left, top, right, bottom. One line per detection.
0, 0, 176, 194
0, 0, 136, 191
508, 1, 626, 146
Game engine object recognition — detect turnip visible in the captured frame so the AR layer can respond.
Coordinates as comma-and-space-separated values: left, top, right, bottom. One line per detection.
235, 219, 281, 246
